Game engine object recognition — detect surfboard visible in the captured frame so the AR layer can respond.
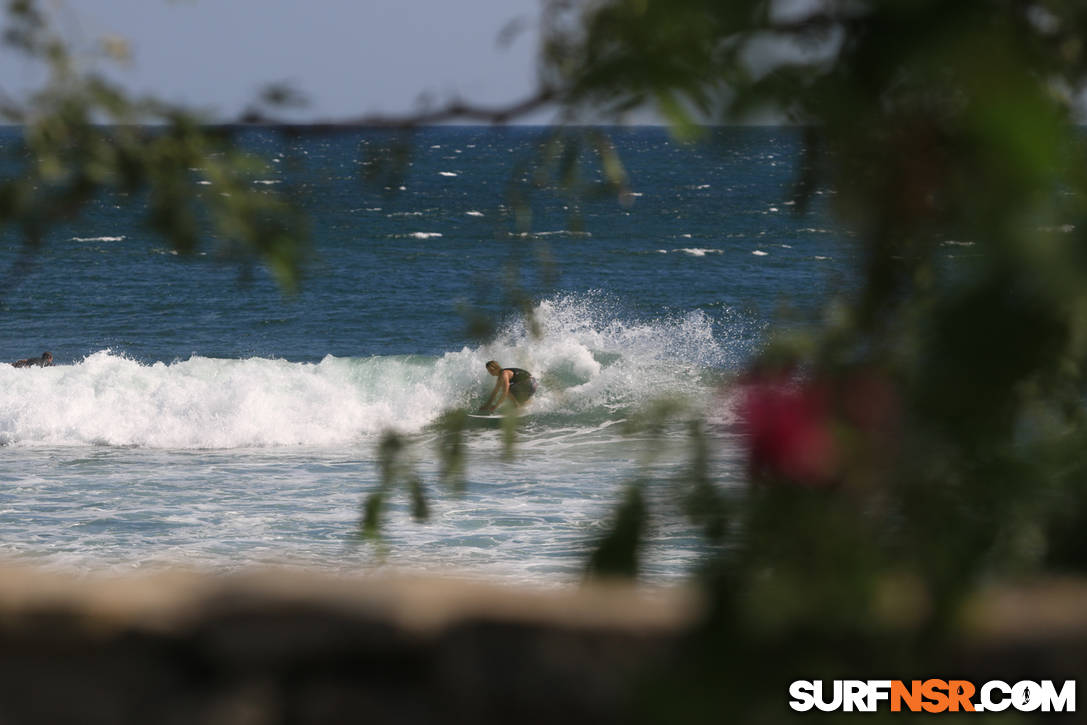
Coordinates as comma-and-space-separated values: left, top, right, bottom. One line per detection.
467, 412, 531, 423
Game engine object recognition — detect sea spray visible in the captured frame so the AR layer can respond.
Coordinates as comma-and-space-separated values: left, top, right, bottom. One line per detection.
480, 292, 740, 413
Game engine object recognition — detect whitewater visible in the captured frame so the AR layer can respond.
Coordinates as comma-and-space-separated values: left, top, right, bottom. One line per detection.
1, 295, 736, 448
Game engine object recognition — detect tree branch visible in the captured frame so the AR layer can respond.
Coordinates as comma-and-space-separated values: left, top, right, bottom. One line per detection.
232, 86, 559, 131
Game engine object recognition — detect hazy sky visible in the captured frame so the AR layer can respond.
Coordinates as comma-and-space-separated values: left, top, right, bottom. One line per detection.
5, 0, 547, 121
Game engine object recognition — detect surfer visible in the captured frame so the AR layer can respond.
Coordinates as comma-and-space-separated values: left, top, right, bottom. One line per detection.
478, 360, 537, 413
12, 351, 52, 368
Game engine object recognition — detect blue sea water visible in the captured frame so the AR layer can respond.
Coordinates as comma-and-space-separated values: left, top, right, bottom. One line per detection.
0, 127, 851, 584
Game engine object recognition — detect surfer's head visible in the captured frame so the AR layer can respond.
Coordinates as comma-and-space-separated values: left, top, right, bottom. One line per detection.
485, 360, 501, 376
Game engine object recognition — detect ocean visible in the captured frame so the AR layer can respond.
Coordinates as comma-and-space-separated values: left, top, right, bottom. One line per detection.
0, 126, 850, 584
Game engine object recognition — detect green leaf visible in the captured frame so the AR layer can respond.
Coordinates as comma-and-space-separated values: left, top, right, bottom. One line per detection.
586, 480, 647, 579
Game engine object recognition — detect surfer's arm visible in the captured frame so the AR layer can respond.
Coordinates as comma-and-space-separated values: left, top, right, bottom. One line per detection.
480, 372, 511, 412
479, 378, 501, 411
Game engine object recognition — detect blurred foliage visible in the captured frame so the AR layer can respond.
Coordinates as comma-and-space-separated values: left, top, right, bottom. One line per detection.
359, 430, 429, 548
0, 0, 307, 296
536, 0, 1087, 719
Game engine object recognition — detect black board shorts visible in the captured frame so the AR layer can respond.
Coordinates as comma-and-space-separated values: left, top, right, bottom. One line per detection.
510, 377, 538, 403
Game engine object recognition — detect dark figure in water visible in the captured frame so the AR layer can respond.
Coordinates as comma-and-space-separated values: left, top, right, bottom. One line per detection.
478, 360, 537, 413
12, 352, 52, 368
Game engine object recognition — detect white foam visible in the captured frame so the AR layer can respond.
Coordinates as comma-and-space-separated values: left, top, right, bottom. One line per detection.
0, 350, 475, 449
439, 171, 458, 177
409, 232, 442, 239
480, 292, 738, 416
674, 248, 722, 256
466, 211, 484, 217
512, 231, 593, 239
752, 250, 768, 256
71, 236, 125, 243
0, 296, 741, 450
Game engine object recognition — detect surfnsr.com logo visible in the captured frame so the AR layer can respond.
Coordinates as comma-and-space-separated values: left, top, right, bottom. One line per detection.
789, 680, 1076, 713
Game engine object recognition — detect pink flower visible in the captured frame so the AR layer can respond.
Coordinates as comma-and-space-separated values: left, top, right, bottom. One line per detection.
738, 374, 838, 485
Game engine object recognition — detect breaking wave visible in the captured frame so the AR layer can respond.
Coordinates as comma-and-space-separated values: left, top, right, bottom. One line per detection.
0, 293, 742, 448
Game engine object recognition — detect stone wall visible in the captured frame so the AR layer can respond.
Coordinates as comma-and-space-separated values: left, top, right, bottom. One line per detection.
0, 567, 697, 724
0, 566, 1083, 724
